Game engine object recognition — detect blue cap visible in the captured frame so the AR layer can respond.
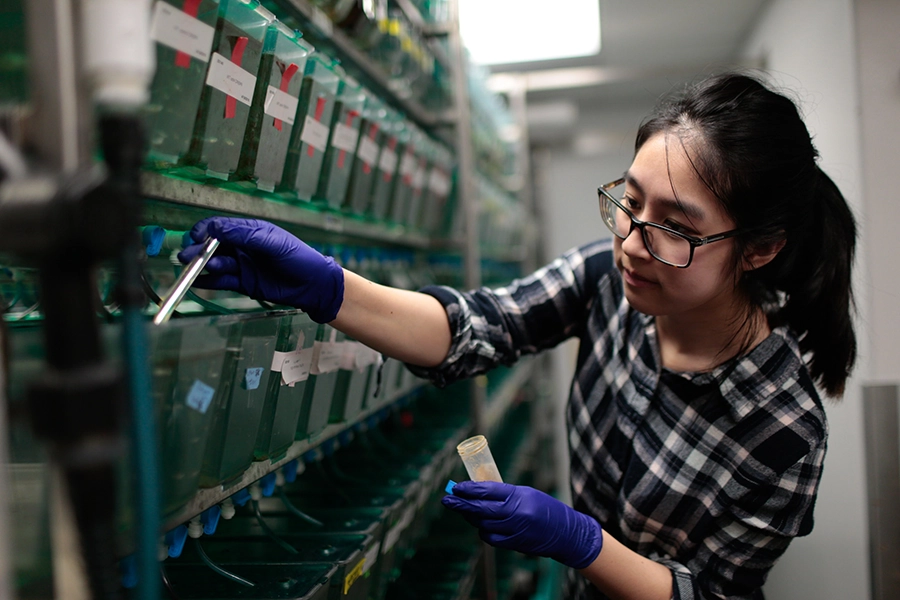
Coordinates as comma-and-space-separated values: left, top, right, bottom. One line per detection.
201, 505, 221, 535
119, 554, 137, 589
261, 472, 277, 497
283, 459, 300, 483
231, 488, 252, 507
165, 524, 189, 558
445, 480, 457, 495
141, 226, 165, 257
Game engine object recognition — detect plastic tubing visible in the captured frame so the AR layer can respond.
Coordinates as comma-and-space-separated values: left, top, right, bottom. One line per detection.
252, 500, 299, 554
277, 488, 324, 527
193, 539, 255, 587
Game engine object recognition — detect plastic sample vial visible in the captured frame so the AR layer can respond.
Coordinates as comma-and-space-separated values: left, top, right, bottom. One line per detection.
456, 435, 503, 483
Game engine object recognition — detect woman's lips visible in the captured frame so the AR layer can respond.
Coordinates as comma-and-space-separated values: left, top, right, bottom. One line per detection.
622, 267, 657, 288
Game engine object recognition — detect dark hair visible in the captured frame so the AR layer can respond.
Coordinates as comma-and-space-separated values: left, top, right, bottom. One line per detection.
635, 72, 857, 397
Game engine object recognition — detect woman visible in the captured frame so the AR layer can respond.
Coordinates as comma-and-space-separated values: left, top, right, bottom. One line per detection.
179, 72, 857, 599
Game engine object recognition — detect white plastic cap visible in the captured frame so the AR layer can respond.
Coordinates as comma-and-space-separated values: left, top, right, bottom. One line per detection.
187, 516, 203, 539
220, 498, 236, 520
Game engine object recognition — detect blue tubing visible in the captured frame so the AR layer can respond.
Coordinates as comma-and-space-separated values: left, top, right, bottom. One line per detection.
122, 307, 160, 600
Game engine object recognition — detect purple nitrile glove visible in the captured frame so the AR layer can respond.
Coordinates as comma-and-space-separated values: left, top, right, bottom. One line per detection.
442, 481, 603, 570
178, 217, 344, 323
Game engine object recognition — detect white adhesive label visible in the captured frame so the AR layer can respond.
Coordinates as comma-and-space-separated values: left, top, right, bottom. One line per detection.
355, 345, 382, 370
264, 85, 299, 125
384, 506, 416, 552
300, 115, 330, 152
340, 341, 362, 371
378, 147, 398, 175
363, 541, 381, 574
428, 168, 450, 196
399, 152, 417, 179
312, 341, 343, 374
331, 122, 360, 153
205, 52, 256, 106
357, 136, 379, 166
413, 164, 426, 190
281, 347, 313, 385
150, 1, 215, 62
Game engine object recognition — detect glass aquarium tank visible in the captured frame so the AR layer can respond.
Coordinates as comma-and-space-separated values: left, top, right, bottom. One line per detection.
233, 22, 313, 192
178, 0, 273, 181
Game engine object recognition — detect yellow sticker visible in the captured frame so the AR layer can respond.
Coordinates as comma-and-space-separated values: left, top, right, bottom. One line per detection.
343, 557, 366, 595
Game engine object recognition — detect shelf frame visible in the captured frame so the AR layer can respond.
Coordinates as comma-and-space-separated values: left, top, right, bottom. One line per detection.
140, 172, 434, 249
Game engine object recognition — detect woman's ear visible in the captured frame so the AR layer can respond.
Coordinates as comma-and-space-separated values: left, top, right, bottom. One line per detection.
743, 238, 787, 271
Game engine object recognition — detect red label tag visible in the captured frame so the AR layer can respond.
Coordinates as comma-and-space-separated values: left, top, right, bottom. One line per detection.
273, 62, 300, 131
337, 110, 359, 168
362, 123, 379, 174
308, 96, 326, 157
224, 36, 248, 119
175, 0, 203, 68
384, 137, 397, 181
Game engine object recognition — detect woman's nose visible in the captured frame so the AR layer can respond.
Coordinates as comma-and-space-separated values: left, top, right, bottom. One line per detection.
620, 225, 651, 259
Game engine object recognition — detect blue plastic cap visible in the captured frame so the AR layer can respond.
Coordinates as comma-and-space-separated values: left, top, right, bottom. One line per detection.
445, 480, 457, 495
231, 488, 252, 507
201, 505, 221, 536
261, 472, 277, 497
283, 459, 300, 483
302, 449, 319, 464
119, 554, 137, 589
321, 439, 336, 457
338, 429, 353, 447
141, 226, 165, 257
165, 525, 189, 558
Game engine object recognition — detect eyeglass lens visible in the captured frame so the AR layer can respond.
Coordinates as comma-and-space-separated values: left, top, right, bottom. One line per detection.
600, 192, 692, 267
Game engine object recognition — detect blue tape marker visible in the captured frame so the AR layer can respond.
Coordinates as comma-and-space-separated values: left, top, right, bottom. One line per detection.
185, 379, 215, 414
445, 479, 457, 495
243, 367, 264, 390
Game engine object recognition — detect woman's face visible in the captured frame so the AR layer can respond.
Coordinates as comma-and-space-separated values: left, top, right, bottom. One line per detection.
614, 132, 743, 320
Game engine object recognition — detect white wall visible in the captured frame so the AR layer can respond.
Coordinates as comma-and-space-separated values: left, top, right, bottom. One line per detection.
740, 1, 870, 599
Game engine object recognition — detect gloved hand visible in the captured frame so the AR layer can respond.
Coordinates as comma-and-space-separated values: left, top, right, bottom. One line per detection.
178, 216, 344, 323
442, 481, 603, 570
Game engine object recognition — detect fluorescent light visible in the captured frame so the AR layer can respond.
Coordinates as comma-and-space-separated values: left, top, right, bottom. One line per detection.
459, 0, 601, 66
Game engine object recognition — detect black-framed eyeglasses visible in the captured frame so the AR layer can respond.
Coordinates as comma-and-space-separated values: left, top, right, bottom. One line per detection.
598, 177, 746, 268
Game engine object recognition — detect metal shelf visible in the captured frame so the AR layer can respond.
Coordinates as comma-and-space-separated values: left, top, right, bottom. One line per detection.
272, 0, 453, 130
141, 171, 433, 248
161, 384, 474, 532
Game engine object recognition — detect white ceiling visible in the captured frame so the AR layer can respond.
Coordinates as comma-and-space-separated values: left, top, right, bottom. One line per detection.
485, 0, 771, 146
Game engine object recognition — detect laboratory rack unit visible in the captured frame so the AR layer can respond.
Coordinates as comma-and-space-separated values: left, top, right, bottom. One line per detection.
0, 0, 555, 598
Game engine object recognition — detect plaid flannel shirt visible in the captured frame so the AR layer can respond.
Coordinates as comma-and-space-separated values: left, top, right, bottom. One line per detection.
412, 238, 827, 600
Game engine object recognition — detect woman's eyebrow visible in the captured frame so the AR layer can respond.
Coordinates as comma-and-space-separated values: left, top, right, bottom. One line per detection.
624, 171, 706, 221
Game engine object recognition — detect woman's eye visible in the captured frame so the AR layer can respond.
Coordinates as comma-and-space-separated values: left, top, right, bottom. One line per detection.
663, 220, 691, 234
624, 196, 640, 211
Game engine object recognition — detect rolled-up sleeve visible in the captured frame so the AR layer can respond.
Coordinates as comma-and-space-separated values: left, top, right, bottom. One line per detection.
407, 240, 615, 387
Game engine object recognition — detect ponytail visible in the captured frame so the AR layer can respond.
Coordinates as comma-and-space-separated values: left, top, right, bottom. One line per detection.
771, 169, 857, 396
